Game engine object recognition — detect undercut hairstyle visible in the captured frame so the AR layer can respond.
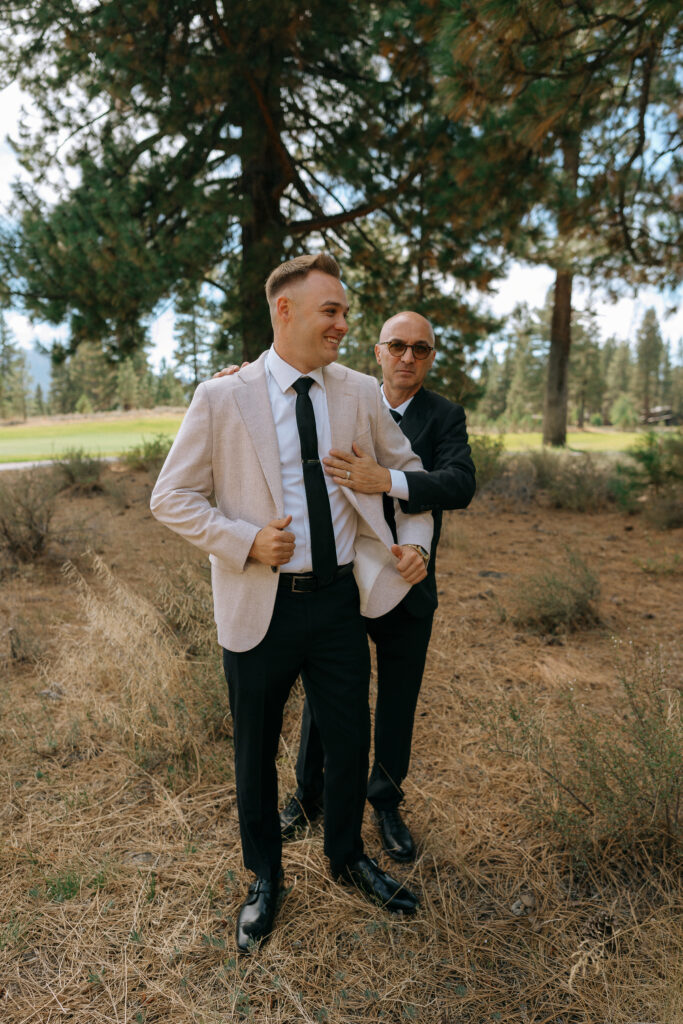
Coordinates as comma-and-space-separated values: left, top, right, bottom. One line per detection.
265, 253, 341, 304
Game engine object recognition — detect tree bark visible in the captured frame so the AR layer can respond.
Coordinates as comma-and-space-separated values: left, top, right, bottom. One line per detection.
543, 134, 580, 447
238, 65, 288, 362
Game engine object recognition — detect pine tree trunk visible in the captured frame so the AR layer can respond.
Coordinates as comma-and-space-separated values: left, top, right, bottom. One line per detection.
543, 270, 573, 445
543, 134, 580, 447
239, 72, 287, 361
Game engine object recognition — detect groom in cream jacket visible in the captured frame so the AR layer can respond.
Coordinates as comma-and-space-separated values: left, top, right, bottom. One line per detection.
151, 253, 432, 952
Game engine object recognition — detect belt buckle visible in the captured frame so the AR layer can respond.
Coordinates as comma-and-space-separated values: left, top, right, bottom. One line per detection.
291, 575, 312, 593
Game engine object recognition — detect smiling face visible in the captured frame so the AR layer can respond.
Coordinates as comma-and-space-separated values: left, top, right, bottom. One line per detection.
272, 270, 349, 373
375, 311, 436, 406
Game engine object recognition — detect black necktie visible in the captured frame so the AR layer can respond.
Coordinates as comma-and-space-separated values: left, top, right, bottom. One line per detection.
383, 408, 403, 541
292, 377, 338, 584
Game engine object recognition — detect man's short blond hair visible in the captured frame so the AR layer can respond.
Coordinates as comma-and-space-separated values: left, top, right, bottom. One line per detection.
265, 253, 341, 304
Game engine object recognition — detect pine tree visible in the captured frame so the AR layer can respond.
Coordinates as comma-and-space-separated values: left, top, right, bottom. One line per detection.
504, 305, 548, 428
174, 287, 214, 389
604, 341, 634, 424
431, 0, 682, 444
476, 344, 514, 424
0, 314, 32, 419
155, 359, 187, 407
568, 310, 605, 427
68, 343, 117, 412
34, 383, 46, 415
634, 308, 665, 420
116, 358, 139, 411
0, 1, 499, 368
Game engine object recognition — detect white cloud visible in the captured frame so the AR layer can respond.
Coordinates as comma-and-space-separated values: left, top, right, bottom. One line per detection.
5, 310, 68, 351
486, 264, 682, 351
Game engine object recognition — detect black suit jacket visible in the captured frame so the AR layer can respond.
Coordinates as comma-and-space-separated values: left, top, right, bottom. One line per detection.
390, 386, 476, 617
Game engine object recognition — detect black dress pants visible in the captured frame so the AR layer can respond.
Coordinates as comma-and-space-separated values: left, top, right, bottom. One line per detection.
222, 573, 371, 879
296, 598, 434, 812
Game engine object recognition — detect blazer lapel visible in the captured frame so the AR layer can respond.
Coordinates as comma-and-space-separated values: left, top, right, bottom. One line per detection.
233, 353, 285, 514
399, 387, 429, 445
324, 364, 358, 456
324, 364, 364, 516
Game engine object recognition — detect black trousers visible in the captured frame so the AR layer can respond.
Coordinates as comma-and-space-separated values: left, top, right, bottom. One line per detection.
222, 573, 371, 879
296, 599, 434, 812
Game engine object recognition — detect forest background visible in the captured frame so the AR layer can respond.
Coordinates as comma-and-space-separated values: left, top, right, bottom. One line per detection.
0, 2, 681, 445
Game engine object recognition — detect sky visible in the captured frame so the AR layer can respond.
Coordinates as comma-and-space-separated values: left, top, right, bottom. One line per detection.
1, 80, 681, 371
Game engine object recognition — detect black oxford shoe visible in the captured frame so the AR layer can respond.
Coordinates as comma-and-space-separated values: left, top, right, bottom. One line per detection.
373, 807, 416, 863
279, 794, 323, 840
235, 871, 283, 953
336, 854, 418, 915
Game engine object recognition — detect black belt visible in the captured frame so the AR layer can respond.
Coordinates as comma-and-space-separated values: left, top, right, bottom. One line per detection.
278, 562, 354, 593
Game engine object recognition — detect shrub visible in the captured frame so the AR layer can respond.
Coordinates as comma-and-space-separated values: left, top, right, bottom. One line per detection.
121, 433, 173, 473
526, 450, 618, 512
0, 469, 60, 562
643, 484, 683, 531
468, 434, 505, 490
589, 413, 603, 426
489, 649, 682, 859
628, 430, 683, 492
509, 548, 600, 634
620, 432, 683, 529
55, 448, 105, 492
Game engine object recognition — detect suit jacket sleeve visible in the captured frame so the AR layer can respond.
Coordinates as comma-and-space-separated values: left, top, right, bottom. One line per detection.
369, 386, 434, 550
150, 382, 260, 572
399, 402, 475, 514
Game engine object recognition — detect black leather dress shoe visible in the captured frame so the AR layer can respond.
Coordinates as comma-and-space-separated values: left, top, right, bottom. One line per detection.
335, 854, 418, 914
373, 807, 416, 863
235, 871, 283, 953
279, 794, 323, 839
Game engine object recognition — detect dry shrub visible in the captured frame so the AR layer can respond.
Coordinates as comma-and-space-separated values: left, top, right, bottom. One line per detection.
122, 433, 173, 474
526, 450, 619, 512
468, 434, 505, 490
51, 555, 226, 763
643, 483, 683, 530
54, 448, 106, 493
0, 468, 60, 563
508, 548, 600, 634
487, 647, 682, 860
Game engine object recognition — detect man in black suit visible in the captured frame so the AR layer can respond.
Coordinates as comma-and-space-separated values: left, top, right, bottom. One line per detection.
280, 311, 476, 861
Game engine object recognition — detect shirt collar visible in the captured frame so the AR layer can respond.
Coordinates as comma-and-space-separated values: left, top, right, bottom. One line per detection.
266, 345, 325, 394
381, 384, 415, 418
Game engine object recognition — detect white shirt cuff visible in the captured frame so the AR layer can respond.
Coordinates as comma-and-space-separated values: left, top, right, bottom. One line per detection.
388, 469, 409, 501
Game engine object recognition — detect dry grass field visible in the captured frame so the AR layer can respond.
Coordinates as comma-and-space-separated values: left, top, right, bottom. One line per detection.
1, 461, 681, 1024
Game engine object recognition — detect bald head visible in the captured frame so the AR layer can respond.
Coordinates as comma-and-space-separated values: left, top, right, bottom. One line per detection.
375, 310, 436, 407
379, 311, 435, 347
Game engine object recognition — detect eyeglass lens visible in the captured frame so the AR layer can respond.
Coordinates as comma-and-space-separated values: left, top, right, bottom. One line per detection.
386, 341, 433, 359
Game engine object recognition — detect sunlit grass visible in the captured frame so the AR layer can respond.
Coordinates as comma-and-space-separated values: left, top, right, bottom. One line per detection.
475, 429, 640, 453
0, 414, 185, 461
0, 416, 644, 463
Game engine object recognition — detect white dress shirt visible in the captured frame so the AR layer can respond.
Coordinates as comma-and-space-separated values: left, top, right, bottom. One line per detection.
381, 386, 412, 502
266, 346, 356, 572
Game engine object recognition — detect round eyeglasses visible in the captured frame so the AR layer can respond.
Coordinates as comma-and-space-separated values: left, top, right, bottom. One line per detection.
379, 340, 434, 360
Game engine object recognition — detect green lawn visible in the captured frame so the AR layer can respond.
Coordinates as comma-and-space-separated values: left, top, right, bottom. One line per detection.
0, 415, 185, 462
0, 414, 643, 463
495, 430, 638, 453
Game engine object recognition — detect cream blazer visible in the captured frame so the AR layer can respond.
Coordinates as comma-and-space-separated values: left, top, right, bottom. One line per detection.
150, 353, 433, 651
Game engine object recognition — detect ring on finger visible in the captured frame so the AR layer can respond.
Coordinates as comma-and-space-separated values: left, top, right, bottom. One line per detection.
346, 470, 351, 480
